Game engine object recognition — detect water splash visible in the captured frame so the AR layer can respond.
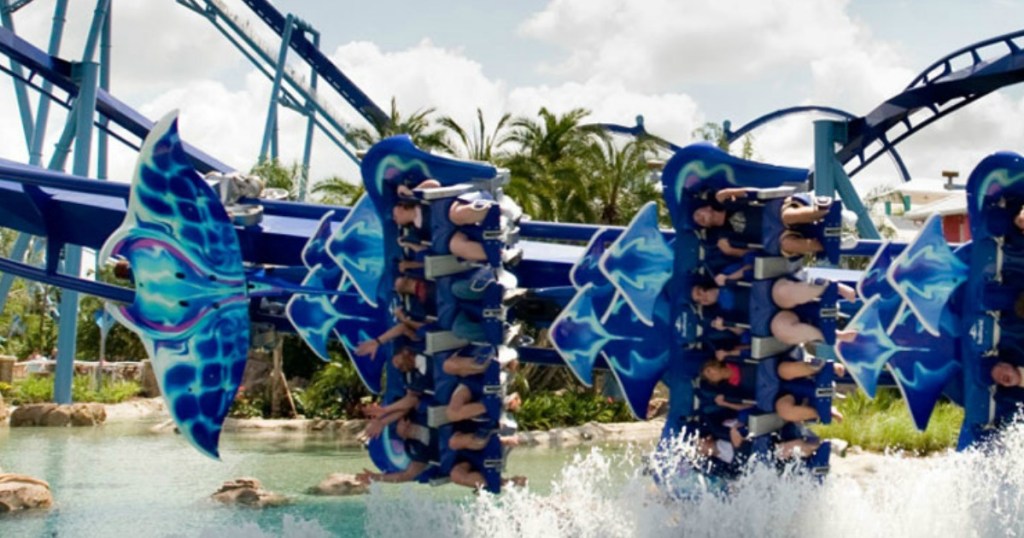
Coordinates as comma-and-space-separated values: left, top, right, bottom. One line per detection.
362, 421, 1024, 538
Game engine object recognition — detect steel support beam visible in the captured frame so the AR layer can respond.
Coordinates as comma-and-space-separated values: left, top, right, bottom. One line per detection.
814, 120, 880, 240
53, 61, 99, 404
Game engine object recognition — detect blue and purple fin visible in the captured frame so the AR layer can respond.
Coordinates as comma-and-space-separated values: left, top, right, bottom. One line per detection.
599, 202, 674, 326
570, 227, 616, 290
857, 241, 904, 332
834, 296, 905, 398
887, 215, 968, 337
367, 424, 412, 474
549, 283, 614, 386
98, 112, 248, 460
286, 211, 389, 392
598, 293, 671, 419
326, 194, 386, 307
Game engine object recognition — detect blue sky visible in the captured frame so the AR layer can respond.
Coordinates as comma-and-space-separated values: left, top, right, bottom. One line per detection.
1, 0, 1023, 191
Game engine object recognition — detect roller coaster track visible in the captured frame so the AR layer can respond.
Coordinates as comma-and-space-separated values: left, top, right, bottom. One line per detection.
838, 29, 1024, 179
0, 25, 230, 173
177, 0, 389, 162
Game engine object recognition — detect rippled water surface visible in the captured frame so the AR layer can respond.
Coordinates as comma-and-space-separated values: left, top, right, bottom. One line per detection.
3, 420, 1024, 537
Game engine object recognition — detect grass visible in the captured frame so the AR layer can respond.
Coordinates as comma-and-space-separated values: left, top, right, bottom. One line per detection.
0, 375, 142, 406
811, 388, 963, 455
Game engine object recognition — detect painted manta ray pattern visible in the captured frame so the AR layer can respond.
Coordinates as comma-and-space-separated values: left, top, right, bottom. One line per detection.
327, 194, 386, 308
570, 227, 616, 290
287, 211, 388, 393
367, 423, 412, 475
99, 112, 248, 460
886, 307, 962, 430
888, 215, 968, 337
600, 202, 674, 327
549, 283, 615, 387
598, 294, 671, 419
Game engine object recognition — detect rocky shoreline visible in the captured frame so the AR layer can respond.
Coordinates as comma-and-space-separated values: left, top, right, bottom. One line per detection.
3, 397, 668, 447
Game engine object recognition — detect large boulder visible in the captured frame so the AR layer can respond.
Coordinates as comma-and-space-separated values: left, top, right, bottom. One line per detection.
0, 474, 54, 512
69, 403, 106, 426
140, 360, 161, 397
10, 403, 106, 427
42, 406, 71, 427
10, 403, 57, 427
211, 478, 288, 508
308, 473, 369, 496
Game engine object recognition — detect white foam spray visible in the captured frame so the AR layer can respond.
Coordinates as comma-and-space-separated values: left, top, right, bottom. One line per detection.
363, 422, 1024, 538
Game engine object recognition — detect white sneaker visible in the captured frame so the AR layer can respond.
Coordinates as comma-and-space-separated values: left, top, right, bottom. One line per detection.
501, 247, 524, 266
840, 234, 858, 250
841, 210, 858, 228
497, 345, 519, 365
496, 268, 519, 290
499, 195, 523, 224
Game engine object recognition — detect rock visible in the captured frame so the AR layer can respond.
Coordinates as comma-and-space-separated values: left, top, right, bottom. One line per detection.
647, 397, 669, 419
140, 360, 161, 397
0, 393, 8, 424
43, 406, 71, 427
0, 473, 54, 512
10, 403, 106, 427
10, 403, 57, 427
69, 403, 106, 426
211, 477, 288, 508
308, 473, 369, 496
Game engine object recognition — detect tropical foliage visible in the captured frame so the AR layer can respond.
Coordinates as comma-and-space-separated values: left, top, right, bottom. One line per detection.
1, 375, 141, 405
516, 387, 634, 431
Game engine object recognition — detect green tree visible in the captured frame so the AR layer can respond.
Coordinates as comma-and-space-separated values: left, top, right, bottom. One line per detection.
311, 176, 364, 207
250, 159, 304, 200
347, 96, 451, 152
437, 108, 513, 162
582, 136, 662, 225
501, 107, 603, 222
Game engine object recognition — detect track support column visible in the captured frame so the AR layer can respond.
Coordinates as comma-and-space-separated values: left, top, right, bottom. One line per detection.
813, 120, 880, 240
53, 60, 100, 405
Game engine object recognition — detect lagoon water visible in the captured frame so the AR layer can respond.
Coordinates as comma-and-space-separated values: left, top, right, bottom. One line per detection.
0, 420, 607, 537
4, 420, 1024, 537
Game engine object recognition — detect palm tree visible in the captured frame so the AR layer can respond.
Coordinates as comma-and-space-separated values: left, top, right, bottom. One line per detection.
250, 159, 303, 200
500, 107, 603, 223
437, 108, 513, 162
346, 96, 451, 152
311, 176, 364, 207
582, 136, 662, 225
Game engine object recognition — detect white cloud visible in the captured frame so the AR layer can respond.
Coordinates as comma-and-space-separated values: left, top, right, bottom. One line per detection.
1, 0, 1022, 213
519, 0, 865, 90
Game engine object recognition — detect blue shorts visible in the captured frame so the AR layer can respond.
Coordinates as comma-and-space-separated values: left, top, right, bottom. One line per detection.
755, 357, 781, 412
762, 195, 813, 256
749, 280, 777, 337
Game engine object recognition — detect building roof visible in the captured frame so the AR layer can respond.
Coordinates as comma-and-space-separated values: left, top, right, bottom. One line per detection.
867, 177, 963, 199
904, 191, 967, 220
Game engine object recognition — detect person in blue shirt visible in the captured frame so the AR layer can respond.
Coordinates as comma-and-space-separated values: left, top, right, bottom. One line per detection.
691, 278, 856, 346
692, 188, 833, 258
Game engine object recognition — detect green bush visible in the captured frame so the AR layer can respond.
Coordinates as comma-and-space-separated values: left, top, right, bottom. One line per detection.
516, 388, 634, 431
11, 375, 52, 404
6, 375, 142, 405
301, 356, 370, 420
811, 388, 963, 454
228, 386, 268, 418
